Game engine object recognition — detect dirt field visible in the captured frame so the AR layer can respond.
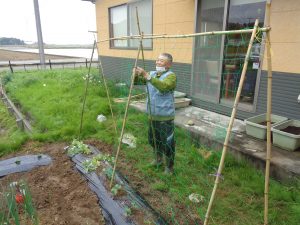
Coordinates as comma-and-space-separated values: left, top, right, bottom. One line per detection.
0, 49, 74, 61
0, 139, 201, 225
0, 141, 105, 225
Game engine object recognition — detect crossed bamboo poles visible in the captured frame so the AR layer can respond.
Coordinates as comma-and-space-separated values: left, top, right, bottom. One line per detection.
109, 8, 157, 188
203, 19, 260, 225
81, 8, 273, 225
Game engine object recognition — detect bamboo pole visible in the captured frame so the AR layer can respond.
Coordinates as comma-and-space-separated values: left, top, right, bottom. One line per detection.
203, 19, 259, 225
98, 27, 270, 43
78, 40, 96, 138
95, 40, 118, 135
110, 45, 141, 188
264, 1, 272, 224
135, 8, 158, 159
98, 33, 166, 43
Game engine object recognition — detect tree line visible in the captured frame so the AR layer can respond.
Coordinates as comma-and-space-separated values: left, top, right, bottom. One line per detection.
0, 37, 25, 45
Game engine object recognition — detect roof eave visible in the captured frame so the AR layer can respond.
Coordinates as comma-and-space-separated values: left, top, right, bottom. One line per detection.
81, 0, 96, 4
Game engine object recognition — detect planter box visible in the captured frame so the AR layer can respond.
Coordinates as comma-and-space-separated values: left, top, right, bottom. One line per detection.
272, 120, 300, 151
245, 113, 288, 140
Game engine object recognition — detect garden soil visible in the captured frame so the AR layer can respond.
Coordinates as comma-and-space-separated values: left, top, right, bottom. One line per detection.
0, 139, 201, 225
280, 126, 300, 135
0, 141, 105, 225
85, 140, 202, 225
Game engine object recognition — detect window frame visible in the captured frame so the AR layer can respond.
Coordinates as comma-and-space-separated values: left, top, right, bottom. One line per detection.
108, 1, 153, 50
192, 0, 267, 113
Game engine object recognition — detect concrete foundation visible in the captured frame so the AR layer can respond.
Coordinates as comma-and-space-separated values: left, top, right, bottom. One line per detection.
131, 102, 300, 183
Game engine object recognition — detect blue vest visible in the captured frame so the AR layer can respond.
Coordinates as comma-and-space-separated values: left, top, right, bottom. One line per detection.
146, 70, 175, 118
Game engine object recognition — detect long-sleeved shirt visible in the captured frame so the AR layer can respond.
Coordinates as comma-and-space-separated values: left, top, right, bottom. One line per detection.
135, 70, 177, 121
135, 71, 176, 92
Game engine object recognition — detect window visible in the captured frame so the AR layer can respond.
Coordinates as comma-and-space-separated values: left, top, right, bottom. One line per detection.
220, 0, 266, 108
193, 0, 266, 111
109, 0, 152, 48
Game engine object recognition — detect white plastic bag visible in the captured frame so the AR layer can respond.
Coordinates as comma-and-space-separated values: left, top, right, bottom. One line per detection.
188, 193, 204, 203
97, 114, 107, 122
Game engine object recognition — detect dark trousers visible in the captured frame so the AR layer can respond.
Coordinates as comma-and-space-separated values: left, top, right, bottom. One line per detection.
148, 120, 175, 169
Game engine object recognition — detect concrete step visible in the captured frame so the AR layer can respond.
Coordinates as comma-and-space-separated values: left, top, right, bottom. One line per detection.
175, 97, 191, 109
174, 91, 187, 98
129, 102, 300, 182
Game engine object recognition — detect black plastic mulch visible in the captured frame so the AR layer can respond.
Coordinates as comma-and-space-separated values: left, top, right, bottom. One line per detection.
70, 145, 168, 225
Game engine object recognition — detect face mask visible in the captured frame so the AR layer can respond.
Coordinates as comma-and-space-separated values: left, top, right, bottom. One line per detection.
156, 66, 166, 73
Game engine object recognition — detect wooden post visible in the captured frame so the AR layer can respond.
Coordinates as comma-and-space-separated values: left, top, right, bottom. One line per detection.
16, 118, 24, 130
1, 86, 33, 133
7, 106, 14, 115
8, 60, 13, 73
49, 59, 52, 69
85, 58, 88, 68
264, 1, 272, 225
204, 19, 259, 225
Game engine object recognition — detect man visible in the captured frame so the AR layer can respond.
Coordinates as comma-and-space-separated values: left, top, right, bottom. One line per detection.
133, 53, 176, 174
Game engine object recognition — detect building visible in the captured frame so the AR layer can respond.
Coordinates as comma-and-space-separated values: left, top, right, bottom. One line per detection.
85, 0, 300, 120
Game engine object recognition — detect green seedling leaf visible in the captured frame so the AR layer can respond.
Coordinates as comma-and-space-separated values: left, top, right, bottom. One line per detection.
111, 184, 122, 196
124, 206, 132, 217
67, 139, 92, 156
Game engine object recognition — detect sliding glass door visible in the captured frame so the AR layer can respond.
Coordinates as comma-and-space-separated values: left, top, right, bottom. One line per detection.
192, 0, 225, 102
220, 0, 266, 109
192, 0, 266, 109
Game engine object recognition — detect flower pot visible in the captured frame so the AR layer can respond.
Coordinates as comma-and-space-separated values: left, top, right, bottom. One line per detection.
245, 113, 288, 140
272, 120, 300, 151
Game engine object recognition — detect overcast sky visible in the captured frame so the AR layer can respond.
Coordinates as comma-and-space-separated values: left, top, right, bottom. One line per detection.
0, 0, 96, 45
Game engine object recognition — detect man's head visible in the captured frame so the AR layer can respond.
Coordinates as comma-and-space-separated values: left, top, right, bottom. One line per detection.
156, 53, 173, 72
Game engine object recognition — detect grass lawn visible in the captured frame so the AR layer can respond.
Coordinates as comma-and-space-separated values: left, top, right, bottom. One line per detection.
0, 97, 28, 156
1, 68, 300, 225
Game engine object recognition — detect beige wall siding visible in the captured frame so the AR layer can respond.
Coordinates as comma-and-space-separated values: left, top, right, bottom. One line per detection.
96, 0, 195, 63
262, 0, 300, 73
95, 0, 300, 74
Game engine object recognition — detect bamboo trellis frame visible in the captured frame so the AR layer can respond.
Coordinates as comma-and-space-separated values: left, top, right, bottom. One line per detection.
109, 45, 141, 188
95, 16, 274, 224
94, 38, 118, 135
264, 1, 273, 225
135, 8, 159, 158
78, 40, 96, 139
203, 19, 260, 225
97, 27, 270, 43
